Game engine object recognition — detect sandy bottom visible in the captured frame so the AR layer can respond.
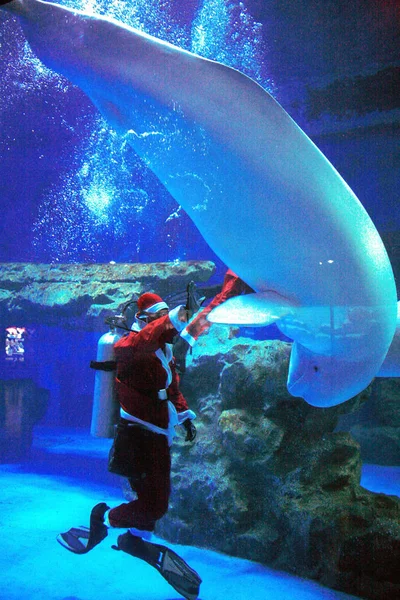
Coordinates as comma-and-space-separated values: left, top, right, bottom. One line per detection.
3, 426, 397, 600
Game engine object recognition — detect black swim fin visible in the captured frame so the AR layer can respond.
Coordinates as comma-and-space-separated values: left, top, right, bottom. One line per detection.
56, 502, 109, 554
113, 532, 202, 600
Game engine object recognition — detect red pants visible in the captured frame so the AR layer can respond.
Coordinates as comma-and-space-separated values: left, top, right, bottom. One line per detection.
108, 427, 171, 531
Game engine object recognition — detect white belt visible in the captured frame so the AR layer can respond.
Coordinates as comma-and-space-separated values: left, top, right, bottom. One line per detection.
120, 404, 196, 447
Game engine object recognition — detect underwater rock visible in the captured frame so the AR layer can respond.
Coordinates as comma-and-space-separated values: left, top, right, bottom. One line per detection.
0, 261, 215, 330
218, 409, 284, 465
351, 424, 400, 468
151, 325, 400, 600
338, 378, 400, 465
371, 379, 400, 428
338, 377, 400, 465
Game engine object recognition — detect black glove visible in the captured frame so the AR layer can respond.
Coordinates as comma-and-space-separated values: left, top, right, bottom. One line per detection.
182, 419, 197, 442
185, 281, 206, 319
90, 360, 117, 371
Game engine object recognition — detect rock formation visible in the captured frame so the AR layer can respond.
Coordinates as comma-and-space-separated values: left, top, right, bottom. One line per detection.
0, 261, 215, 330
340, 377, 400, 466
1, 260, 399, 597
154, 325, 400, 600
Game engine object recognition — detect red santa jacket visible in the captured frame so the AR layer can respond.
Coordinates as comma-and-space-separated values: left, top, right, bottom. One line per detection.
114, 311, 189, 429
182, 269, 254, 344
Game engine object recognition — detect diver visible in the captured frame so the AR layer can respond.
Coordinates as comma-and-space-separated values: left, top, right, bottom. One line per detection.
58, 292, 200, 600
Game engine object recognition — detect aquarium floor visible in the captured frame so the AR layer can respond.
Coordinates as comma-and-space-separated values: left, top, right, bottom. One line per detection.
3, 426, 398, 600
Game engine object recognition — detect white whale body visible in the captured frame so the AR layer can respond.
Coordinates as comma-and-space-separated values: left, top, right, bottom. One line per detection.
2, 0, 398, 406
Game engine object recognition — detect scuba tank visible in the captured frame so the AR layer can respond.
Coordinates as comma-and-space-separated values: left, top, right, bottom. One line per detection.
89, 283, 204, 437
90, 303, 137, 438
90, 325, 122, 438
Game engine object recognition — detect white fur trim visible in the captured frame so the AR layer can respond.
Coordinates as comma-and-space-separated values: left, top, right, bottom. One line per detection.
155, 345, 173, 388
180, 326, 196, 346
120, 403, 178, 446
104, 509, 111, 528
168, 305, 186, 332
144, 301, 169, 314
177, 409, 197, 424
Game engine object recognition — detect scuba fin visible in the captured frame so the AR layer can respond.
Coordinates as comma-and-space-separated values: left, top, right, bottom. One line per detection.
161, 546, 202, 600
113, 532, 202, 600
56, 503, 109, 554
57, 526, 91, 554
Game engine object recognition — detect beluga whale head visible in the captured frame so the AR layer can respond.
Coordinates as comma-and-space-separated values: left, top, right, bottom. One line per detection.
287, 342, 378, 408
209, 294, 397, 408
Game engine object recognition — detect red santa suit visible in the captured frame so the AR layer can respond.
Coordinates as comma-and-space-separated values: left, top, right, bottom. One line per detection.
181, 269, 254, 345
106, 295, 195, 536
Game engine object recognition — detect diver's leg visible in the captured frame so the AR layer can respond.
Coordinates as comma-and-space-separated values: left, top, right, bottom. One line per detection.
108, 430, 171, 531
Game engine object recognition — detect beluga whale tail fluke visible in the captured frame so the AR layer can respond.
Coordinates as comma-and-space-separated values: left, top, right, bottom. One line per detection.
2, 0, 398, 407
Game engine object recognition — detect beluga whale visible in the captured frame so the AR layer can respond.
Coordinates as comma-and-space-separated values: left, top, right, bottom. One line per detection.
2, 0, 398, 407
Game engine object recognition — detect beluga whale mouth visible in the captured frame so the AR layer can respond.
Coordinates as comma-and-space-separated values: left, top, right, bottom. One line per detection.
286, 341, 312, 398
1, 0, 398, 407
287, 375, 307, 401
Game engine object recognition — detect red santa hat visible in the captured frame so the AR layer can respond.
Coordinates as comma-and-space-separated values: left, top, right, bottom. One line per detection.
137, 292, 169, 315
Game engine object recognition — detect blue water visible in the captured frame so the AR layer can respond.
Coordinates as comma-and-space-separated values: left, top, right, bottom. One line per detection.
0, 1, 398, 598
0, 0, 398, 267
0, 426, 376, 600
0, 0, 270, 270
1, 426, 398, 599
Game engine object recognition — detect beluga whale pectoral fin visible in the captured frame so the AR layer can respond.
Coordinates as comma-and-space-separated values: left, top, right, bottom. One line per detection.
207, 292, 298, 327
